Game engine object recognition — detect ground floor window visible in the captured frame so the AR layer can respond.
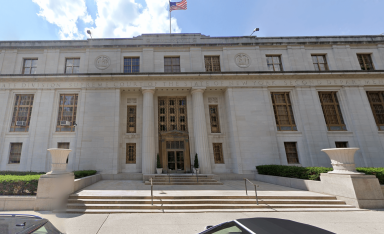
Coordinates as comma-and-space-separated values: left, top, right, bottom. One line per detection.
213, 143, 224, 164
126, 143, 136, 164
9, 143, 22, 164
284, 142, 299, 164
335, 142, 348, 148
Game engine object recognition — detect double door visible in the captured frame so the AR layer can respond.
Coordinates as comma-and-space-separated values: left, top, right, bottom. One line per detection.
167, 151, 184, 171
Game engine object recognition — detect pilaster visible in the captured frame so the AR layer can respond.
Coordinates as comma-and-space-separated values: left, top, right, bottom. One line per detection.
141, 87, 156, 174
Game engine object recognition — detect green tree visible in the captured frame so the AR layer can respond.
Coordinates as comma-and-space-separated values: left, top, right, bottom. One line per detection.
157, 154, 161, 168
194, 153, 199, 168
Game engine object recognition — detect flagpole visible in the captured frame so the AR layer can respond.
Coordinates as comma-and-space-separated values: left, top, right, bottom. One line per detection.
169, 0, 171, 34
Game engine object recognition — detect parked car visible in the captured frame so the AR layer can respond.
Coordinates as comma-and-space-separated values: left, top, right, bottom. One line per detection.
200, 217, 334, 234
0, 214, 63, 234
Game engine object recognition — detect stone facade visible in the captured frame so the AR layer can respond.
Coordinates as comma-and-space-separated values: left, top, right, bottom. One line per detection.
0, 33, 384, 175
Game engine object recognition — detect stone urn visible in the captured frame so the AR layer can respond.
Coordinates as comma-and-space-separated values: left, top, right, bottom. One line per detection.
46, 148, 72, 174
321, 148, 364, 174
156, 168, 163, 174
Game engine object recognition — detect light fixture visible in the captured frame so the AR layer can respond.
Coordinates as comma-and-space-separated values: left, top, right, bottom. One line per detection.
250, 28, 259, 36
87, 30, 92, 39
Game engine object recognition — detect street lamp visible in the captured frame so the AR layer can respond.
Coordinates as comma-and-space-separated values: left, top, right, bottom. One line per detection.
250, 28, 259, 36
87, 30, 92, 39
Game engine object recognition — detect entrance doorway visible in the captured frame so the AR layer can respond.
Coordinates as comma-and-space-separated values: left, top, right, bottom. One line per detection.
167, 151, 184, 171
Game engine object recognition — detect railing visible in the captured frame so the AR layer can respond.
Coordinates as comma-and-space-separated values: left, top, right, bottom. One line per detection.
150, 178, 153, 205
244, 178, 259, 205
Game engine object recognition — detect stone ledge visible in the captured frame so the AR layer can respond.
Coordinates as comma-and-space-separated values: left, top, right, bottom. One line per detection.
0, 196, 36, 211
74, 174, 102, 192
101, 173, 142, 181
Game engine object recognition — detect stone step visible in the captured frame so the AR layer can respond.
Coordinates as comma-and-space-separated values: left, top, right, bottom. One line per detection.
68, 195, 338, 200
144, 181, 223, 185
66, 203, 355, 210
150, 178, 216, 181
67, 199, 347, 205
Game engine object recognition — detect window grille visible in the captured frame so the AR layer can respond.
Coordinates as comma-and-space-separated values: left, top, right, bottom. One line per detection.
164, 57, 180, 73
127, 106, 136, 133
312, 55, 329, 71
204, 56, 221, 72
9, 143, 22, 164
318, 92, 346, 131
209, 105, 221, 133
126, 143, 136, 164
158, 97, 187, 132
357, 54, 374, 70
10, 94, 34, 132
166, 141, 185, 149
266, 55, 283, 71
213, 143, 224, 164
284, 142, 299, 164
56, 94, 78, 132
271, 92, 297, 131
65, 58, 80, 74
124, 57, 140, 73
23, 59, 37, 74
366, 91, 384, 130
335, 142, 348, 148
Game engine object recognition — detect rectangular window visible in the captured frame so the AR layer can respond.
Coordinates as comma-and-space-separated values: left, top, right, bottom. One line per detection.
126, 143, 136, 164
56, 94, 78, 132
312, 55, 329, 71
10, 94, 34, 132
127, 106, 136, 133
367, 91, 384, 130
164, 57, 180, 73
318, 92, 346, 131
271, 92, 297, 131
124, 57, 140, 73
65, 58, 80, 74
284, 142, 299, 164
266, 55, 283, 71
9, 143, 22, 164
213, 143, 224, 164
357, 54, 374, 70
209, 105, 221, 133
205, 56, 221, 72
23, 59, 37, 74
335, 142, 348, 148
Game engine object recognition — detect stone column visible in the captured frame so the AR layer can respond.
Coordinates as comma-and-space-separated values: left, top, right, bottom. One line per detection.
141, 87, 156, 174
191, 88, 212, 174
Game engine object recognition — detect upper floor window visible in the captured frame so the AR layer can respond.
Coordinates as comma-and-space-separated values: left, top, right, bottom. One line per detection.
205, 56, 221, 72
271, 92, 297, 131
10, 94, 34, 132
357, 54, 374, 70
164, 57, 180, 73
124, 57, 140, 73
312, 55, 329, 71
23, 59, 37, 74
56, 94, 78, 132
318, 92, 346, 131
266, 55, 283, 71
65, 58, 80, 74
366, 91, 384, 130
209, 105, 221, 133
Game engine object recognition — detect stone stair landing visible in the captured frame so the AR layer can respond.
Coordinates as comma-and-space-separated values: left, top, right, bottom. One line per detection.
144, 174, 223, 185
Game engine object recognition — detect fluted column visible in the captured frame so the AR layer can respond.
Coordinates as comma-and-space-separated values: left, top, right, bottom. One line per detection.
142, 88, 156, 174
191, 88, 212, 174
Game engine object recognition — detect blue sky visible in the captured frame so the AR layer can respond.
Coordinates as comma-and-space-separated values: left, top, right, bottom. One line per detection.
0, 0, 383, 41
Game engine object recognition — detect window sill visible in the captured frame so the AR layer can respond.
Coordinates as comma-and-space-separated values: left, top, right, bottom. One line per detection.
327, 131, 354, 136
5, 132, 30, 136
52, 132, 76, 136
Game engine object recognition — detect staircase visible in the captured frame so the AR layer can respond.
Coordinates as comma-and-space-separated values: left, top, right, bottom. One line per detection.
144, 174, 223, 185
64, 195, 356, 213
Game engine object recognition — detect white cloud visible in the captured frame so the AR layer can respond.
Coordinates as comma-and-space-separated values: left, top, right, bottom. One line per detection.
87, 0, 181, 38
32, 0, 93, 39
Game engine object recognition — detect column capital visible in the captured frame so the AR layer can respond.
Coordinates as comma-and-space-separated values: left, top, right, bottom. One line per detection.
191, 87, 206, 94
142, 87, 156, 94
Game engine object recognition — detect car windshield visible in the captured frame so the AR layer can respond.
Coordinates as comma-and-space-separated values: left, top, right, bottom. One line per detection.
204, 221, 250, 234
31, 222, 62, 234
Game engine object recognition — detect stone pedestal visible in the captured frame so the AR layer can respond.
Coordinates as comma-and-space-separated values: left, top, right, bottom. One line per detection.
34, 148, 75, 211
320, 148, 384, 208
191, 88, 212, 174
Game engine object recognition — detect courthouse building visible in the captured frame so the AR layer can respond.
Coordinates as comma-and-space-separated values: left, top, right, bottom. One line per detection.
0, 33, 384, 175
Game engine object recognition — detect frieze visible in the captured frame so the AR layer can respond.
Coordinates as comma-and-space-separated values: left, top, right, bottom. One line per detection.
1, 78, 384, 90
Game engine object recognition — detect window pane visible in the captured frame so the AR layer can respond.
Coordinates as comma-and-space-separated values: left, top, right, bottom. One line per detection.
24, 60, 31, 67
66, 67, 72, 74
312, 56, 318, 63
274, 65, 281, 71
318, 56, 325, 63
73, 67, 79, 73
66, 59, 73, 66
73, 59, 80, 66
31, 60, 37, 67
30, 68, 37, 74
24, 68, 31, 74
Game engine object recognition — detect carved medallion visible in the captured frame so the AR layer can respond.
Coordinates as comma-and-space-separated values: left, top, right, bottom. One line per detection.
95, 55, 111, 70
235, 53, 251, 68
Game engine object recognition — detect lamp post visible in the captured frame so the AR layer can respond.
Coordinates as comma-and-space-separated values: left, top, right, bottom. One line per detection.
250, 28, 259, 36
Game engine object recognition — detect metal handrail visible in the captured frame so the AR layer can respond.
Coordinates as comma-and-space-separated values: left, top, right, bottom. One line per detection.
150, 178, 153, 205
244, 178, 259, 205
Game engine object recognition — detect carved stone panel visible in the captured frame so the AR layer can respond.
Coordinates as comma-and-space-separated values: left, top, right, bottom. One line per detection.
95, 55, 111, 70
208, 97, 218, 104
235, 53, 251, 68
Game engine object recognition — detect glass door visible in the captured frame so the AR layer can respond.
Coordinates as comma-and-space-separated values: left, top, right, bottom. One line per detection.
168, 151, 176, 170
176, 151, 184, 170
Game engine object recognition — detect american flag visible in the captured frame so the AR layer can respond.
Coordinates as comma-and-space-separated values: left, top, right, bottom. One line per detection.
170, 0, 187, 12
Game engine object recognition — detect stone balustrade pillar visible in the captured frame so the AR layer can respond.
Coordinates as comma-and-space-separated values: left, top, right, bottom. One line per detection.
142, 87, 156, 174
191, 88, 212, 174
